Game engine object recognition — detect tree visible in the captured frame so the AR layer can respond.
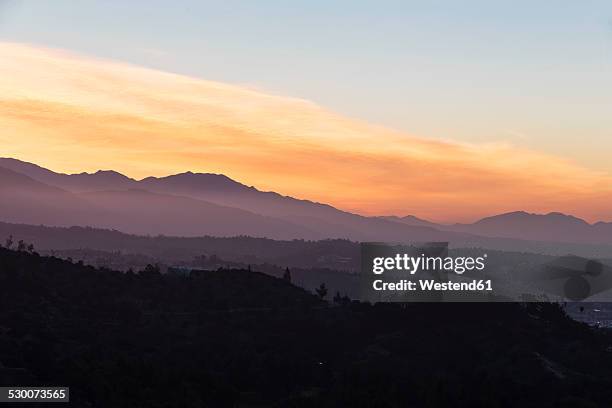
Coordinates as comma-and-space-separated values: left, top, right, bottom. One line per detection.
315, 283, 328, 300
141, 264, 162, 278
283, 267, 292, 283
333, 291, 351, 305
4, 235, 13, 249
17, 240, 26, 252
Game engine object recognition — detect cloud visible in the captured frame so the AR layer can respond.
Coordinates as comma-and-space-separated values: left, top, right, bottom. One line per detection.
0, 41, 611, 222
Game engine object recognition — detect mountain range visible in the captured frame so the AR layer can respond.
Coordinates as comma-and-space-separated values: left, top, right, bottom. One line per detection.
381, 211, 612, 244
1, 157, 611, 245
0, 158, 459, 241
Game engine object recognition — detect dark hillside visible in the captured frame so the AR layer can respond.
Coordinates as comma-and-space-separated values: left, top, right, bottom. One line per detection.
0, 222, 360, 270
1, 248, 612, 407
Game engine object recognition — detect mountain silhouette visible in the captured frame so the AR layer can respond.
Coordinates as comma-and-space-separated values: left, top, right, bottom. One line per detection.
446, 211, 612, 244
377, 215, 440, 228
0, 166, 101, 227
0, 159, 461, 241
2, 158, 611, 244
121, 169, 450, 240
81, 188, 319, 239
1, 159, 440, 238
0, 161, 322, 238
0, 165, 65, 193
0, 157, 135, 191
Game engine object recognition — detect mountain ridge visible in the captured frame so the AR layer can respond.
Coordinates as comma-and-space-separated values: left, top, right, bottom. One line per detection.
0, 158, 462, 242
1, 158, 612, 245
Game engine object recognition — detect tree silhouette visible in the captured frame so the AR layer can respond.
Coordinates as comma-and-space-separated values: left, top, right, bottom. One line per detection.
333, 291, 351, 305
315, 282, 328, 299
141, 263, 162, 278
4, 235, 13, 249
283, 267, 292, 283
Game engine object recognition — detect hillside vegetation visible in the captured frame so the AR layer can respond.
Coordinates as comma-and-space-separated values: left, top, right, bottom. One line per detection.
1, 248, 612, 407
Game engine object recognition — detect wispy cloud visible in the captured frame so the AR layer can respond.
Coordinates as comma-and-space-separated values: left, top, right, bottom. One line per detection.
502, 129, 530, 141
1, 42, 611, 222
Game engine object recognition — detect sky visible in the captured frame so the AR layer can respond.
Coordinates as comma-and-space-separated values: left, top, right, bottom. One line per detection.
0, 1, 611, 222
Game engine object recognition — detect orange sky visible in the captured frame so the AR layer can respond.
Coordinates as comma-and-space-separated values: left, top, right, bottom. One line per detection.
1, 42, 611, 223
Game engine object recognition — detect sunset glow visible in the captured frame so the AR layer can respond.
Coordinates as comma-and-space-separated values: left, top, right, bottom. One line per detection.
1, 42, 611, 222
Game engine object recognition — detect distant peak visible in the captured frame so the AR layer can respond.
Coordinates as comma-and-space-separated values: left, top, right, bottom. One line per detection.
496, 211, 529, 217
94, 169, 129, 177
162, 171, 235, 180
139, 171, 252, 193
401, 215, 427, 220
0, 157, 57, 174
476, 210, 589, 226
377, 214, 438, 227
546, 211, 570, 217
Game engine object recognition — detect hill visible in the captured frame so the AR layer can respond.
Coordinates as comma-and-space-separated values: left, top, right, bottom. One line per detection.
0, 221, 360, 269
2, 248, 612, 406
